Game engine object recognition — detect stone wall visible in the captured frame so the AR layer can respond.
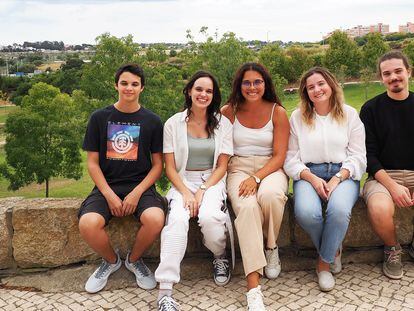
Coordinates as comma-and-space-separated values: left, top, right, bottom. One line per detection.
0, 197, 413, 272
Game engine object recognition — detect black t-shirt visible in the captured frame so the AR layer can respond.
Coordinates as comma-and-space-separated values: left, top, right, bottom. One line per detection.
360, 91, 414, 176
82, 105, 163, 185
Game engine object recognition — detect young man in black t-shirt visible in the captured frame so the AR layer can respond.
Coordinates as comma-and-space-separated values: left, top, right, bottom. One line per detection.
360, 51, 414, 280
79, 64, 165, 293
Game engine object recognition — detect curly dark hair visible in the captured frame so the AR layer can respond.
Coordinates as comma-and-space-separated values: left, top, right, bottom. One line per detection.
227, 62, 282, 112
183, 71, 222, 138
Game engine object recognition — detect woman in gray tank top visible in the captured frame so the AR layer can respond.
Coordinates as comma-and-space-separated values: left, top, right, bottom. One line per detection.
155, 71, 234, 311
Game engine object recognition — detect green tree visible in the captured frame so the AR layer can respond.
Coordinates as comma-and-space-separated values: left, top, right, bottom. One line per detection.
9, 80, 33, 105
61, 57, 84, 71
0, 83, 82, 197
360, 68, 375, 100
284, 46, 313, 83
403, 40, 414, 73
324, 31, 361, 78
81, 33, 141, 101
189, 30, 254, 100
361, 33, 389, 72
145, 44, 168, 63
258, 43, 288, 84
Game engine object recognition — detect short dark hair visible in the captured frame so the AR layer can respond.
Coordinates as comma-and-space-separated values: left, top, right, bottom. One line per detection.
114, 63, 145, 86
227, 62, 282, 111
377, 50, 411, 76
183, 70, 221, 138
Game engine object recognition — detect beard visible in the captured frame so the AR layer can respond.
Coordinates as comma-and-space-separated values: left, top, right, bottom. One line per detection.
389, 85, 404, 93
388, 80, 405, 93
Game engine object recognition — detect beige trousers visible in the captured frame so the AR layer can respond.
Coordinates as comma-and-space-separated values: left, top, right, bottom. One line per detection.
227, 155, 288, 276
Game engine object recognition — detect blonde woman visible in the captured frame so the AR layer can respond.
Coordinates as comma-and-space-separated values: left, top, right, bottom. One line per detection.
284, 67, 366, 291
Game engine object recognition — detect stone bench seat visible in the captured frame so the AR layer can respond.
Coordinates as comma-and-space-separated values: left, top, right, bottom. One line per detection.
0, 197, 413, 273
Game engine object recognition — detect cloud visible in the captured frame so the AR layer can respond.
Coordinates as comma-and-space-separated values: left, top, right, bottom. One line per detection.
0, 0, 413, 45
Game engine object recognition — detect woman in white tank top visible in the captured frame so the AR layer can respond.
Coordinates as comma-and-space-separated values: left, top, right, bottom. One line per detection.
222, 62, 290, 310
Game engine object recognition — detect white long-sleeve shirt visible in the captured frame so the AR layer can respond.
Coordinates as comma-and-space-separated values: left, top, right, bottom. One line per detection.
284, 104, 366, 181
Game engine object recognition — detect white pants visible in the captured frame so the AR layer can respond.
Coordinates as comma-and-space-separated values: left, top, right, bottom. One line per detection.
155, 170, 228, 289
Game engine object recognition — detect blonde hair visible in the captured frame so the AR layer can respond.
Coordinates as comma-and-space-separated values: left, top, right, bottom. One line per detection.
299, 67, 346, 127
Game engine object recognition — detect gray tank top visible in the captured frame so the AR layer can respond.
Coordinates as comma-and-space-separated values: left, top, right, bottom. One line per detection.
186, 135, 215, 170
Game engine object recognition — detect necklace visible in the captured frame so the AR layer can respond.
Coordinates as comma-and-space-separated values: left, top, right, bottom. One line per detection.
191, 116, 205, 126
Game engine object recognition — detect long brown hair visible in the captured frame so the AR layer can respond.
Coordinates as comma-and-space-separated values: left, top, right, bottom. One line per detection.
183, 71, 221, 138
299, 67, 345, 127
227, 62, 282, 112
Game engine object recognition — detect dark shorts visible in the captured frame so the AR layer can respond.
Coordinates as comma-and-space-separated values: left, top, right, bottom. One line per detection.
78, 183, 167, 226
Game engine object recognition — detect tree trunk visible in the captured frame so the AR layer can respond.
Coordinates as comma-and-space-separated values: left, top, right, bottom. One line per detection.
45, 178, 49, 198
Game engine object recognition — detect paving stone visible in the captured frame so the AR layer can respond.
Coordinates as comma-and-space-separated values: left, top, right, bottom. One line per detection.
1, 262, 414, 310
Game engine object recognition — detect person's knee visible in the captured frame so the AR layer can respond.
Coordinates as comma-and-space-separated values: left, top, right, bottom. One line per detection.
367, 194, 394, 221
295, 204, 322, 227
78, 213, 105, 235
167, 206, 190, 228
234, 201, 260, 219
328, 204, 352, 224
140, 208, 165, 231
198, 208, 225, 229
257, 188, 286, 207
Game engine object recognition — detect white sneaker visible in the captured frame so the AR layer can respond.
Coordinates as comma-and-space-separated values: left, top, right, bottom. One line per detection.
316, 270, 335, 292
158, 296, 180, 311
85, 254, 121, 293
246, 286, 266, 311
330, 246, 342, 274
125, 253, 157, 290
264, 247, 281, 279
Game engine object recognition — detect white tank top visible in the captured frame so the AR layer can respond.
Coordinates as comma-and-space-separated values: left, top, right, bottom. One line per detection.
233, 103, 276, 156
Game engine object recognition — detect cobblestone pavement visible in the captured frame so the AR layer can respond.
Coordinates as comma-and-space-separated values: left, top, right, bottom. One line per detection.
1, 262, 414, 310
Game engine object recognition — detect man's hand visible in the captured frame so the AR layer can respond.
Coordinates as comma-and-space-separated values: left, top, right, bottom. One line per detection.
389, 183, 413, 208
105, 192, 123, 217
122, 190, 142, 216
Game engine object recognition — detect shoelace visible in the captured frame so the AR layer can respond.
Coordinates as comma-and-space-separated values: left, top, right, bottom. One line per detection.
159, 296, 180, 311
132, 259, 150, 277
213, 259, 229, 276
95, 260, 111, 279
385, 249, 403, 264
266, 250, 279, 267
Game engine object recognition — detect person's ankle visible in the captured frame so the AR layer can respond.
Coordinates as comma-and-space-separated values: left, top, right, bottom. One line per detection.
158, 289, 173, 302
317, 257, 330, 272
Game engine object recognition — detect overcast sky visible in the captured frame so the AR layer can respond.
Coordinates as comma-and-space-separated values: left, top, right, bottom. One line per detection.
0, 0, 413, 45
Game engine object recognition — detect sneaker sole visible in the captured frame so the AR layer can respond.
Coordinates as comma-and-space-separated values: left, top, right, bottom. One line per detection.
383, 267, 403, 280
125, 262, 157, 290
85, 261, 122, 293
214, 273, 231, 286
265, 267, 281, 279
383, 263, 403, 280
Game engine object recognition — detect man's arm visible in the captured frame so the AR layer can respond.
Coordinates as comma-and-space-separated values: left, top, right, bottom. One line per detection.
360, 104, 412, 207
374, 169, 412, 207
122, 152, 163, 215
86, 151, 123, 216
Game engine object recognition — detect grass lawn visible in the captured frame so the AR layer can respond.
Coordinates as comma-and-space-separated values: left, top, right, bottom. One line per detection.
0, 148, 94, 198
0, 82, 413, 198
0, 105, 18, 124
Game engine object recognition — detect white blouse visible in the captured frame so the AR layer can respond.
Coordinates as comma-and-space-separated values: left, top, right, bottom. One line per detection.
163, 109, 233, 180
283, 104, 366, 181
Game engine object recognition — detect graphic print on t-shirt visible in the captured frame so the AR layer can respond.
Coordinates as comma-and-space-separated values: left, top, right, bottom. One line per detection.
106, 121, 140, 161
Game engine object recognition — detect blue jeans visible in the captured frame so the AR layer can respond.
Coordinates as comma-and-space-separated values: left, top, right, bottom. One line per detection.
293, 163, 360, 263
